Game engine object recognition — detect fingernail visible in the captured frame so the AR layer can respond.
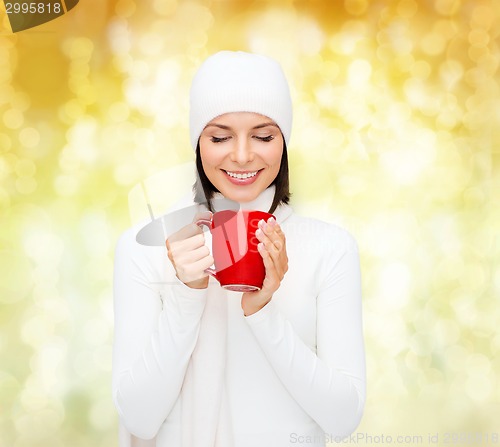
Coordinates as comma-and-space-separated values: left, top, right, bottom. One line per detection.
268, 217, 276, 226
258, 219, 265, 228
258, 242, 264, 250
255, 228, 263, 238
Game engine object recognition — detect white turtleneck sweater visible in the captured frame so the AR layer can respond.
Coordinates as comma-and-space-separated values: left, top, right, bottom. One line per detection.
112, 186, 366, 447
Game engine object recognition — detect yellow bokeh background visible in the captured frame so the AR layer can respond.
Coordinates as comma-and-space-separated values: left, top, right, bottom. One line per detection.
1, 0, 499, 446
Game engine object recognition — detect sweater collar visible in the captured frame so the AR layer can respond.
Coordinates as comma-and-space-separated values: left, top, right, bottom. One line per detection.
210, 185, 293, 224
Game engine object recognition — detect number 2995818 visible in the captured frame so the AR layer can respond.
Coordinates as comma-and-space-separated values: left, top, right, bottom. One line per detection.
5, 3, 62, 14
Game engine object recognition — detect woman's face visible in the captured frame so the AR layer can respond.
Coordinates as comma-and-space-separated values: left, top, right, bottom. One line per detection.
199, 112, 284, 203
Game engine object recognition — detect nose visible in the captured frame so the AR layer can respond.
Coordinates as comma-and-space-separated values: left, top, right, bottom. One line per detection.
230, 137, 254, 165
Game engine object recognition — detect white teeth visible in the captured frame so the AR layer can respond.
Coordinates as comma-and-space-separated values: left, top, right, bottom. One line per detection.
226, 170, 258, 179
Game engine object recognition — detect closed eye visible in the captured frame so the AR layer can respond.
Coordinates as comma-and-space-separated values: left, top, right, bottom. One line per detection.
254, 135, 274, 142
210, 136, 230, 143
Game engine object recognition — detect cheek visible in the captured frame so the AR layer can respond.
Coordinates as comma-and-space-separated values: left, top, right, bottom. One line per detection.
200, 146, 221, 171
266, 143, 283, 168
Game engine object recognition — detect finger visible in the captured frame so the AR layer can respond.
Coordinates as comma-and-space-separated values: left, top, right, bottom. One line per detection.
262, 235, 281, 259
180, 256, 213, 281
256, 234, 284, 279
192, 253, 215, 274
272, 222, 285, 238
167, 222, 205, 244
257, 233, 287, 281
175, 244, 211, 265
259, 220, 286, 252
167, 232, 206, 254
260, 241, 285, 279
257, 227, 285, 257
258, 243, 280, 292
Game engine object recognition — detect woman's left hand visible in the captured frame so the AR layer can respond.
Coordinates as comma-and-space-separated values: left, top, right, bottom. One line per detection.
241, 217, 288, 316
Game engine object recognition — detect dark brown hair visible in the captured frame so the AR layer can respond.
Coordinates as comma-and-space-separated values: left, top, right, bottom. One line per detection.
193, 139, 291, 214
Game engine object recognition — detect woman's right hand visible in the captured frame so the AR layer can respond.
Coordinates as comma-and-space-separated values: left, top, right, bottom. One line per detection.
166, 211, 214, 289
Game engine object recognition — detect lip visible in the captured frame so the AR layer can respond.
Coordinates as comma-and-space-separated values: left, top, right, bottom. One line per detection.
222, 169, 263, 185
225, 170, 259, 173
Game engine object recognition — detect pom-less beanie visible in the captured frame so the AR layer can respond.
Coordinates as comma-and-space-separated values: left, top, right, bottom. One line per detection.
189, 51, 293, 149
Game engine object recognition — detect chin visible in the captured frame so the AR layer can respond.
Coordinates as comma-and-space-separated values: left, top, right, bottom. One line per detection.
221, 188, 260, 203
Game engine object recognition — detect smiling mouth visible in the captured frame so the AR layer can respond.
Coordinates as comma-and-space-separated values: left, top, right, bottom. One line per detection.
222, 169, 263, 179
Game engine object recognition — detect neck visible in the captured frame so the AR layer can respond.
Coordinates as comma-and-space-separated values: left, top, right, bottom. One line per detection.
211, 185, 276, 213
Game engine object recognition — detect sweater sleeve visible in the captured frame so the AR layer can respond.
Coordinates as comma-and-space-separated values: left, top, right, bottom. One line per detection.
244, 231, 365, 438
112, 229, 208, 440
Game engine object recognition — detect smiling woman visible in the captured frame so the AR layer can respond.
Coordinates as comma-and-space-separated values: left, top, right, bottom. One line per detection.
112, 51, 366, 447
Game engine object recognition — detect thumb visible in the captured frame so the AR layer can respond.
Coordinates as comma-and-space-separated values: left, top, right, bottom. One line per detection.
192, 210, 213, 224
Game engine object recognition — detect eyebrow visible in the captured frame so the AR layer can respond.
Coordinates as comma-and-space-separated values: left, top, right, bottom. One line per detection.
204, 122, 279, 130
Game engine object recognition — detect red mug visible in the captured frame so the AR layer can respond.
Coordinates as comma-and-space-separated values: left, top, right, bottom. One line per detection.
196, 210, 274, 292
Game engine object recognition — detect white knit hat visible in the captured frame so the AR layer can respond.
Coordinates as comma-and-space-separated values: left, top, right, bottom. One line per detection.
189, 51, 293, 149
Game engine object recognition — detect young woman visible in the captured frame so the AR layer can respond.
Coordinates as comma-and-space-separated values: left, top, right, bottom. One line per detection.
112, 51, 366, 447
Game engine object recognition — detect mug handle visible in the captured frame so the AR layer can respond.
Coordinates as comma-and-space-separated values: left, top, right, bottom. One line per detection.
195, 218, 217, 279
